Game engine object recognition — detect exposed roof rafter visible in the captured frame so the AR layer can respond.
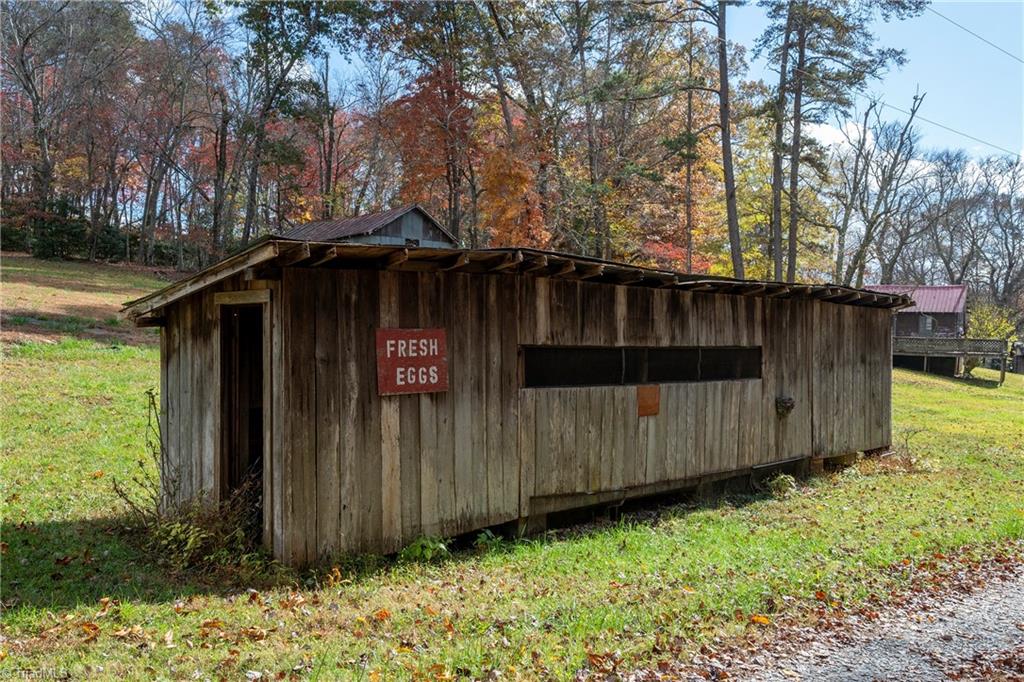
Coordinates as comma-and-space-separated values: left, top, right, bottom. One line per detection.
122, 239, 913, 319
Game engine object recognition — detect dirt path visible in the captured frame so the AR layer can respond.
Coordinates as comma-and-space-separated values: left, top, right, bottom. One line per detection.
628, 554, 1024, 682
745, 569, 1024, 681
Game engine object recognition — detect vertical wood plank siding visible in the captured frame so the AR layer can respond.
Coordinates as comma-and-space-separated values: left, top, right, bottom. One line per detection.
159, 269, 894, 564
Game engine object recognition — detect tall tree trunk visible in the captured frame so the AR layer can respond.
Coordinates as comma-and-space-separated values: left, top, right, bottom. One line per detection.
476, 4, 515, 143
139, 162, 167, 265
574, 1, 604, 257
717, 1, 744, 279
785, 22, 806, 283
211, 94, 229, 256
770, 2, 793, 281
318, 57, 336, 221
684, 20, 695, 274
241, 117, 267, 246
29, 101, 54, 203
174, 175, 184, 271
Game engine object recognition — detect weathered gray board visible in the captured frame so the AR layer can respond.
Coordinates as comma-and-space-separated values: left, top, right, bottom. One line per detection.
159, 268, 894, 565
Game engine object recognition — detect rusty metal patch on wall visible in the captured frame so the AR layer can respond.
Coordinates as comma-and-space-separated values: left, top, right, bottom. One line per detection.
637, 384, 660, 417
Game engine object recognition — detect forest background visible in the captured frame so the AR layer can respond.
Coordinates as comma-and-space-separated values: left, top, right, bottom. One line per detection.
2, 0, 1021, 328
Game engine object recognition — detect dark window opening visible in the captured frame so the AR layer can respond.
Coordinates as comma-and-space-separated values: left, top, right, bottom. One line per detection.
648, 348, 701, 382
700, 347, 762, 381
522, 345, 761, 388
523, 347, 623, 387
221, 304, 264, 537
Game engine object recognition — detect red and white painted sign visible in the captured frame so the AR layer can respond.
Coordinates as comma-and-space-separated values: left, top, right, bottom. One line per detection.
375, 328, 449, 395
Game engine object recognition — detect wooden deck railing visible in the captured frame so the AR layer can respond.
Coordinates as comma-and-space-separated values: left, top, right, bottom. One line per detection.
892, 336, 1007, 357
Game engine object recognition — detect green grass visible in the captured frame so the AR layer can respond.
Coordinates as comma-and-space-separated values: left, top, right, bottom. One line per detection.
1, 260, 1022, 678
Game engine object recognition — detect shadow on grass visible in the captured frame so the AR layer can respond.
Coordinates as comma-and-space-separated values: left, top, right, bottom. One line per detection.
898, 368, 1002, 390
958, 374, 1003, 389
2, 472, 783, 616
0, 515, 289, 615
1, 308, 159, 347
1, 253, 179, 296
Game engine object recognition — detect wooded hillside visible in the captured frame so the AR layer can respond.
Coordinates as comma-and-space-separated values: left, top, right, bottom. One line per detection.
2, 0, 1021, 316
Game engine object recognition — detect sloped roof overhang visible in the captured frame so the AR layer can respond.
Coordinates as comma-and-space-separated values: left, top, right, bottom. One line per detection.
123, 238, 913, 321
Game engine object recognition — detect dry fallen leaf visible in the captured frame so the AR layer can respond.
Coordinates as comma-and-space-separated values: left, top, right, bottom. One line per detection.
164, 629, 176, 648
81, 622, 100, 642
238, 627, 268, 642
112, 625, 146, 643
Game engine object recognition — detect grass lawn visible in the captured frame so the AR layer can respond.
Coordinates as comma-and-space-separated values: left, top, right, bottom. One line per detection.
2, 256, 1023, 679
0, 252, 171, 346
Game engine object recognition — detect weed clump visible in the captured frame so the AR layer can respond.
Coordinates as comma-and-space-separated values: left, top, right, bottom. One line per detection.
113, 390, 276, 577
399, 536, 450, 563
767, 473, 798, 499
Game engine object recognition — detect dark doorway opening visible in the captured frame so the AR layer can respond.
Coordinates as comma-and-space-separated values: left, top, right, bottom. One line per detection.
220, 304, 264, 536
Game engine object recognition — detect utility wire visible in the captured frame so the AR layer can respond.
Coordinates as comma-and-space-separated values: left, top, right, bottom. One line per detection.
881, 103, 1022, 158
925, 6, 1024, 64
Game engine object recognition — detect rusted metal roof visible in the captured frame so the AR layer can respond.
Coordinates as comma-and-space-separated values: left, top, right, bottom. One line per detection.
280, 204, 455, 243
864, 284, 967, 314
124, 240, 913, 319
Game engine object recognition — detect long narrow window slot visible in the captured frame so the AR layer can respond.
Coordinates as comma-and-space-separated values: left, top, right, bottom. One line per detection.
522, 346, 761, 388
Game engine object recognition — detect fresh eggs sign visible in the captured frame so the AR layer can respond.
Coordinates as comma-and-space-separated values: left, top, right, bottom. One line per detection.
375, 328, 449, 395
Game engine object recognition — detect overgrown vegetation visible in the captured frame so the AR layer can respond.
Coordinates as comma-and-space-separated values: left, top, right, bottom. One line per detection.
1, 260, 1022, 679
112, 390, 275, 577
766, 473, 798, 499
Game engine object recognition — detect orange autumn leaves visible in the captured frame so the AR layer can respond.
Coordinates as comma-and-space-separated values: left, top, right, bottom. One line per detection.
387, 65, 550, 249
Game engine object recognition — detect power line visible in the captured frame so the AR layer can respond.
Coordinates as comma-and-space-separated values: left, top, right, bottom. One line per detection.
925, 6, 1024, 64
881, 103, 1021, 158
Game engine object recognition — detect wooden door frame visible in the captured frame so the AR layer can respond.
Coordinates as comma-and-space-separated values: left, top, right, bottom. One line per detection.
214, 288, 273, 549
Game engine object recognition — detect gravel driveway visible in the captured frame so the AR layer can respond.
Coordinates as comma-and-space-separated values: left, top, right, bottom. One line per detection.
626, 554, 1024, 682
747, 569, 1024, 681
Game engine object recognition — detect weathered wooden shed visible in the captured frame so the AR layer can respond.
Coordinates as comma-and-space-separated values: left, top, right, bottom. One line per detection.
125, 235, 910, 566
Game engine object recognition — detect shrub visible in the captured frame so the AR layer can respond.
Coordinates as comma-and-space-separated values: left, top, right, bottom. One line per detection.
92, 221, 128, 261
30, 198, 90, 259
0, 197, 34, 251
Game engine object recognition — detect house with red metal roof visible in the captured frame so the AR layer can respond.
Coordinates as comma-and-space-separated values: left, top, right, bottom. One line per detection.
864, 284, 1008, 381
865, 284, 967, 338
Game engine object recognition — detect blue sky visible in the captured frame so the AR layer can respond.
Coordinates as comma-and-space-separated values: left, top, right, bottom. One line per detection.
730, 1, 1024, 158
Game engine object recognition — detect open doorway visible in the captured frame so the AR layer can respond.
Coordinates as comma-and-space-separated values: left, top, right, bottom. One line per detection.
220, 304, 264, 539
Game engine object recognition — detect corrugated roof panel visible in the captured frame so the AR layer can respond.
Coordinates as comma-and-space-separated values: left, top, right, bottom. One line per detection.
865, 284, 967, 313
280, 204, 456, 244
280, 205, 416, 241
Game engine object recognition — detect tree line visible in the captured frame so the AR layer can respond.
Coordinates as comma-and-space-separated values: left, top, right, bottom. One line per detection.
1, 0, 1021, 315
